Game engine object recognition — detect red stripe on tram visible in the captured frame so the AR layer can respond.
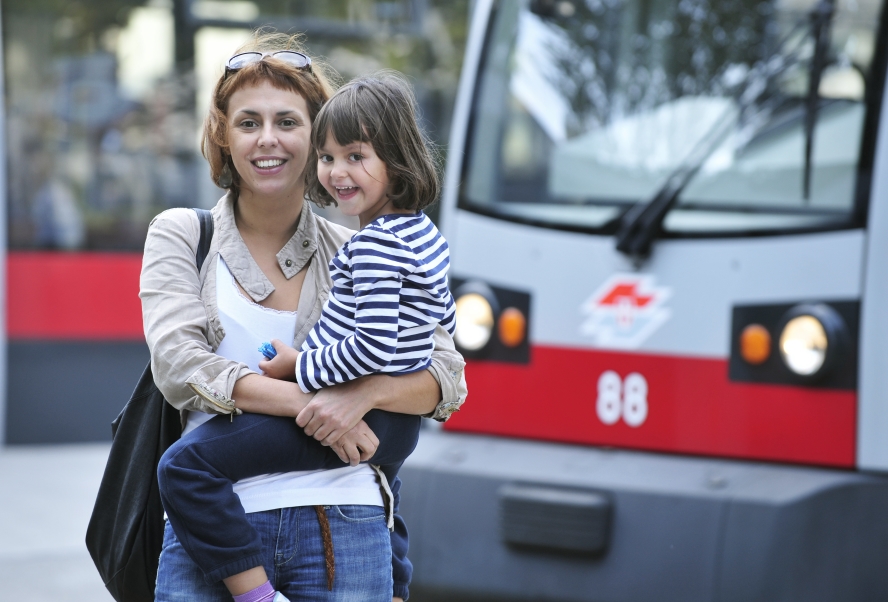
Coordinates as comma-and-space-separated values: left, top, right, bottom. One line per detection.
7, 252, 145, 340
444, 345, 856, 468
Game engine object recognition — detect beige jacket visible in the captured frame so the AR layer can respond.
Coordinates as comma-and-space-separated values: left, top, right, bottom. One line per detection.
140, 194, 467, 420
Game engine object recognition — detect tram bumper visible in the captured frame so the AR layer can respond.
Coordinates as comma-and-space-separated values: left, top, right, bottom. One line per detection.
399, 430, 888, 602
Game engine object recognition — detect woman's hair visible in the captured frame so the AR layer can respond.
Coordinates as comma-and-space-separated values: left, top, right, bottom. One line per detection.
201, 30, 338, 200
305, 71, 441, 211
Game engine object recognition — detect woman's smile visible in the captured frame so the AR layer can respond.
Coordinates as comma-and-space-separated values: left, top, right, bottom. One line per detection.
253, 157, 285, 169
250, 156, 288, 174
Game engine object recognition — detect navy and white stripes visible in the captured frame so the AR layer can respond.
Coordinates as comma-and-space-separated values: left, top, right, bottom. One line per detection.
296, 213, 455, 393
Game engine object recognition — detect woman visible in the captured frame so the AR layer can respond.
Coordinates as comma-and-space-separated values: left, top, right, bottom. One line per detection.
140, 32, 466, 602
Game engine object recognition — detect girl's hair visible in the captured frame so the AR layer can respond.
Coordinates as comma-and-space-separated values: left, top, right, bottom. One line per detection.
201, 30, 338, 201
305, 71, 441, 211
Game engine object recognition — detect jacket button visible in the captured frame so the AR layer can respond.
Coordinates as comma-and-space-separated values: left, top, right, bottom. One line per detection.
285, 259, 293, 267
302, 240, 310, 248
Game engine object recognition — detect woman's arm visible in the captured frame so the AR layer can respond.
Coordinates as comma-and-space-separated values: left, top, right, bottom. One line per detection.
297, 324, 467, 445
296, 370, 438, 443
231, 373, 313, 417
424, 323, 469, 421
141, 209, 252, 414
230, 374, 380, 464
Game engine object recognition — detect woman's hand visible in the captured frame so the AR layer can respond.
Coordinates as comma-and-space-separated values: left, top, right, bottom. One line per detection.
329, 419, 378, 465
297, 370, 441, 445
258, 339, 299, 381
296, 377, 377, 446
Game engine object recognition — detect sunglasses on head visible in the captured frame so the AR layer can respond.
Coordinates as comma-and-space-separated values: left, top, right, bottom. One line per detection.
225, 51, 312, 75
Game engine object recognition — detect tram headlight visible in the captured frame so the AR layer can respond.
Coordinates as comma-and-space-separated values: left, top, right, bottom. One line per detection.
450, 278, 530, 363
780, 316, 827, 375
778, 304, 848, 378
454, 286, 497, 351
730, 301, 856, 389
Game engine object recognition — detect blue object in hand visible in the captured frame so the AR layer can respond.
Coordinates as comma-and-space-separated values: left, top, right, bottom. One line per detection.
258, 342, 277, 360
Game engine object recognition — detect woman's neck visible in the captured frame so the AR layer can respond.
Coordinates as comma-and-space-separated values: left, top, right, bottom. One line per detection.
235, 188, 305, 246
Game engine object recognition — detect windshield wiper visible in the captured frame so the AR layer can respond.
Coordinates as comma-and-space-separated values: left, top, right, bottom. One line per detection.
803, 0, 836, 200
615, 1, 836, 259
614, 110, 736, 259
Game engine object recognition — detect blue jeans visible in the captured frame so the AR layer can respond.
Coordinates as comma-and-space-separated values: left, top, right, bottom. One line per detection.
157, 410, 419, 583
155, 505, 393, 602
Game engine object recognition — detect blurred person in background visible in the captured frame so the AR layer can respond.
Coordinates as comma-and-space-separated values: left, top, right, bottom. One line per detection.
29, 144, 85, 249
140, 31, 466, 602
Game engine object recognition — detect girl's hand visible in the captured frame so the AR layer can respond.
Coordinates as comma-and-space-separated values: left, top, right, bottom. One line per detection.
329, 419, 378, 465
258, 339, 299, 381
296, 377, 378, 446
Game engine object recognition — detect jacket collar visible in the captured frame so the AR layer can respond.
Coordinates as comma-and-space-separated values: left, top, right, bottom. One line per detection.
214, 193, 319, 302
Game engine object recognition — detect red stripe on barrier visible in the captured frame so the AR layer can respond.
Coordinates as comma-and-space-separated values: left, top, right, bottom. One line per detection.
444, 345, 856, 468
7, 252, 144, 340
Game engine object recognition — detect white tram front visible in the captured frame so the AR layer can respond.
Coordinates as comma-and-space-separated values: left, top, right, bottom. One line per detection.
400, 0, 888, 599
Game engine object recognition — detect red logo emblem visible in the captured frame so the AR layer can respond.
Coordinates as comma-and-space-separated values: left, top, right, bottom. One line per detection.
581, 275, 672, 349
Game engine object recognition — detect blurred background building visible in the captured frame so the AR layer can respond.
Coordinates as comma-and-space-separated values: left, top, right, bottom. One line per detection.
1, 0, 470, 444
4, 0, 469, 251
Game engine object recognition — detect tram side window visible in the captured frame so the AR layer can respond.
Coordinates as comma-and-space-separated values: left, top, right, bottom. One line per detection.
461, 0, 882, 234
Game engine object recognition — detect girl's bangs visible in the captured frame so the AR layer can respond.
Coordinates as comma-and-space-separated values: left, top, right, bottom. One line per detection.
315, 94, 370, 148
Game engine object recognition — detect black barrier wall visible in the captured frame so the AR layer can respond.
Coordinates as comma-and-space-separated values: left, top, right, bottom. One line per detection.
6, 342, 150, 444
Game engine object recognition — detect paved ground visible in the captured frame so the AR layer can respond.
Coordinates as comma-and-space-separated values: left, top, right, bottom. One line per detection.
0, 443, 114, 601
0, 438, 465, 602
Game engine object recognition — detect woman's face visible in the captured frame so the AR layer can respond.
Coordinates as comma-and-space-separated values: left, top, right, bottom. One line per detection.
226, 81, 311, 201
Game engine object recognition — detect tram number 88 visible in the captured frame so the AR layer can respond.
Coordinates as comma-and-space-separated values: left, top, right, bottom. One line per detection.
596, 371, 649, 427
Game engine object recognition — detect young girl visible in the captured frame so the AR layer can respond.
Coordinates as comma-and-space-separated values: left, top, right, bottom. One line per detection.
157, 72, 455, 602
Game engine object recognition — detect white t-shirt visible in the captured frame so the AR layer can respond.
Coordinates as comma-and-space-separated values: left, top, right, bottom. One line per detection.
182, 256, 383, 513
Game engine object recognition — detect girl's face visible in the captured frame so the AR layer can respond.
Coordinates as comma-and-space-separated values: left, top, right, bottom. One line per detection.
226, 81, 312, 202
316, 132, 395, 227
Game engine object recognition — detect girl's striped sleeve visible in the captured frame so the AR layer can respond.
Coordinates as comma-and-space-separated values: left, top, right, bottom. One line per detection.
297, 227, 416, 392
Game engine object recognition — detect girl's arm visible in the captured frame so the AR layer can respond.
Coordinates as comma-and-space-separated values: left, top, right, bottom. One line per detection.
297, 329, 467, 445
297, 326, 467, 446
296, 229, 467, 443
297, 227, 411, 393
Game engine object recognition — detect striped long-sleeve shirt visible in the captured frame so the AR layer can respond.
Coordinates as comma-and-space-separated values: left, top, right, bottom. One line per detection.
296, 212, 455, 393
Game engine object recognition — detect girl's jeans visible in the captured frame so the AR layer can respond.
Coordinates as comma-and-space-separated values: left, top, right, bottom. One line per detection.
157, 409, 419, 583
154, 505, 393, 601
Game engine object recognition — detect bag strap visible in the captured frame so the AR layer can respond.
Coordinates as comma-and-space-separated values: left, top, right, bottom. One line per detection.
193, 208, 214, 271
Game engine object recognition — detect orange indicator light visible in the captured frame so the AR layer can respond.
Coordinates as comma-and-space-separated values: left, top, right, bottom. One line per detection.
740, 324, 771, 365
498, 307, 527, 348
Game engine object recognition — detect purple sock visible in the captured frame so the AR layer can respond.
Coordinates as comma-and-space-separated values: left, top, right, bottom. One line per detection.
233, 580, 276, 602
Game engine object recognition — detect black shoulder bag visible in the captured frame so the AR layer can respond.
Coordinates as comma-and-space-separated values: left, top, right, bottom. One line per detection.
86, 208, 214, 602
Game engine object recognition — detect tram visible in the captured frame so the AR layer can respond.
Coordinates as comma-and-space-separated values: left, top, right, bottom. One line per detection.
398, 0, 888, 600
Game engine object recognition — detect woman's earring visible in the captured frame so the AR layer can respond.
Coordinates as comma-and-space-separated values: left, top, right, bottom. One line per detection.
218, 163, 233, 188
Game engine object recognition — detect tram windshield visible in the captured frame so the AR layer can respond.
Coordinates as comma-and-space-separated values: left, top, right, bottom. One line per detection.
461, 0, 883, 234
